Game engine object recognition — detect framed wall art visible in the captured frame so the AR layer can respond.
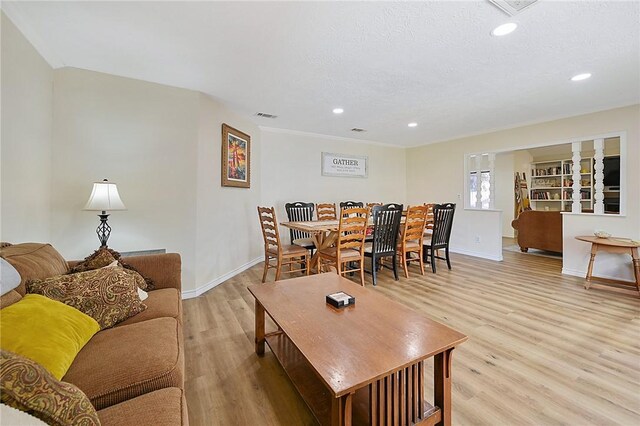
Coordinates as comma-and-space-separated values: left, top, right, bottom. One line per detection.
222, 123, 251, 188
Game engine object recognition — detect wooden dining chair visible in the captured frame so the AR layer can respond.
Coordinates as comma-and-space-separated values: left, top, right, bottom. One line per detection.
284, 202, 315, 253
318, 207, 370, 286
424, 203, 435, 235
397, 205, 429, 278
316, 203, 337, 221
257, 206, 309, 282
340, 201, 364, 209
423, 203, 456, 273
364, 203, 403, 286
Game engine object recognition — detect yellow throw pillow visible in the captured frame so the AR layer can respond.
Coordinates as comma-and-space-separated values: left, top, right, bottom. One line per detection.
0, 294, 99, 380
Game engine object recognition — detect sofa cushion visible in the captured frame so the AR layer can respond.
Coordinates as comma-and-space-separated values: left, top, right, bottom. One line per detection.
116, 288, 181, 327
0, 243, 69, 295
63, 317, 184, 410
0, 294, 100, 380
98, 387, 188, 426
27, 267, 146, 330
0, 350, 100, 426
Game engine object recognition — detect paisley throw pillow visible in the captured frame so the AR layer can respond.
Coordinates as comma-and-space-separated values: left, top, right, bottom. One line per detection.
0, 350, 100, 426
27, 267, 146, 329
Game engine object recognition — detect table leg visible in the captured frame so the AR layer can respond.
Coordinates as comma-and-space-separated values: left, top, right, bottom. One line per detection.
255, 300, 265, 356
331, 393, 353, 426
434, 348, 454, 426
632, 247, 640, 295
310, 231, 339, 273
585, 243, 598, 289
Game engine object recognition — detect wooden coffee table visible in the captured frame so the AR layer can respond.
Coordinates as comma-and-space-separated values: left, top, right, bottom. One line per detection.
247, 273, 467, 425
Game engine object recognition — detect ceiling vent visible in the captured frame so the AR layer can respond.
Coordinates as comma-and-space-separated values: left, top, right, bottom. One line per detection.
255, 112, 278, 119
351, 128, 367, 133
488, 0, 538, 16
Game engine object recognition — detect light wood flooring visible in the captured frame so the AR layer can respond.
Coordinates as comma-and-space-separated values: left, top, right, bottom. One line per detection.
183, 250, 640, 425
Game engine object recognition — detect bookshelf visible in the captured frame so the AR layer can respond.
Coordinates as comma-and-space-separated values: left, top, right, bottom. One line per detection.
530, 158, 593, 211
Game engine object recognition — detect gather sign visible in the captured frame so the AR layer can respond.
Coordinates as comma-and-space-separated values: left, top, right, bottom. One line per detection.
321, 152, 368, 178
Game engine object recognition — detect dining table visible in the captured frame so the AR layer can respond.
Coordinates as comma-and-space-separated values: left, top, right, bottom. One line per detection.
281, 220, 340, 272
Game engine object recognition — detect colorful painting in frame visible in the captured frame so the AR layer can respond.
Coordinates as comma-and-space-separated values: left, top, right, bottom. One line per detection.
221, 123, 251, 188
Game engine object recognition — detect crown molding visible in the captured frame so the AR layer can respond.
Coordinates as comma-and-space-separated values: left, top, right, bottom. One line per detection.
258, 126, 404, 149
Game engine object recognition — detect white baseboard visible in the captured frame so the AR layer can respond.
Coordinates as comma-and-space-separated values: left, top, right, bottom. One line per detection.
450, 247, 503, 262
561, 267, 633, 283
181, 257, 262, 299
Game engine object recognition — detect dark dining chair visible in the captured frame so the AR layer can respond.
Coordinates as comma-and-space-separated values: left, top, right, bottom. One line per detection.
422, 203, 456, 273
364, 203, 403, 286
340, 201, 364, 209
284, 202, 315, 253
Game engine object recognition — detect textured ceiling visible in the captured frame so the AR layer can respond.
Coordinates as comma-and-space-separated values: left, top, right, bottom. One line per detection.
4, 1, 639, 147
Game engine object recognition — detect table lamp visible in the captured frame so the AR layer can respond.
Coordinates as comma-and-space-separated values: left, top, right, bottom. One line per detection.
83, 179, 127, 248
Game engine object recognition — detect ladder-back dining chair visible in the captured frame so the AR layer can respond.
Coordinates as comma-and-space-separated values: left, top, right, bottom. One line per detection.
318, 207, 370, 286
424, 203, 435, 235
397, 205, 428, 278
340, 201, 364, 209
423, 203, 456, 273
284, 202, 315, 253
257, 206, 309, 282
316, 203, 337, 221
364, 203, 403, 286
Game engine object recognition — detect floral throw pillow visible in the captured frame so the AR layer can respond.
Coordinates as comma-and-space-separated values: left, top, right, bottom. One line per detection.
0, 350, 100, 426
69, 247, 154, 290
27, 267, 146, 329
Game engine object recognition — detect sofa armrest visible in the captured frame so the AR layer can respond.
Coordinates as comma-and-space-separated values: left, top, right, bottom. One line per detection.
68, 253, 182, 292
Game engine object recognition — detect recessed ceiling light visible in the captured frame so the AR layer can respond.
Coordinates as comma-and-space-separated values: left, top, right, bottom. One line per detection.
408, 122, 418, 128
571, 73, 592, 81
491, 22, 518, 36
332, 108, 344, 114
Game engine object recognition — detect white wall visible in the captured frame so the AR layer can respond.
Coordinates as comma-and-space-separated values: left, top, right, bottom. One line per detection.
1, 12, 53, 242
406, 105, 639, 280
193, 94, 262, 297
51, 68, 200, 289
260, 129, 407, 225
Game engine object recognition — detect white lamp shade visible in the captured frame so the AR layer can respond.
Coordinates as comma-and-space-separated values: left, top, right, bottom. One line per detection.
83, 180, 127, 211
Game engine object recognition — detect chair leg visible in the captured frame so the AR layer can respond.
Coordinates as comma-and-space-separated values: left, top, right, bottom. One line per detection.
262, 255, 269, 283
305, 254, 310, 275
359, 259, 365, 287
275, 258, 282, 281
402, 252, 409, 278
371, 255, 377, 286
392, 254, 399, 281
418, 249, 425, 276
431, 251, 436, 273
446, 248, 452, 270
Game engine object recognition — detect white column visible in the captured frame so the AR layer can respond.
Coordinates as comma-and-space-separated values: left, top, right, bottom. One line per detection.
488, 153, 496, 209
571, 141, 582, 213
475, 154, 482, 208
593, 138, 605, 214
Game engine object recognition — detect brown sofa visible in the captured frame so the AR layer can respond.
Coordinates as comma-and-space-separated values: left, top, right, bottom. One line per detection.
0, 243, 188, 426
511, 210, 563, 253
